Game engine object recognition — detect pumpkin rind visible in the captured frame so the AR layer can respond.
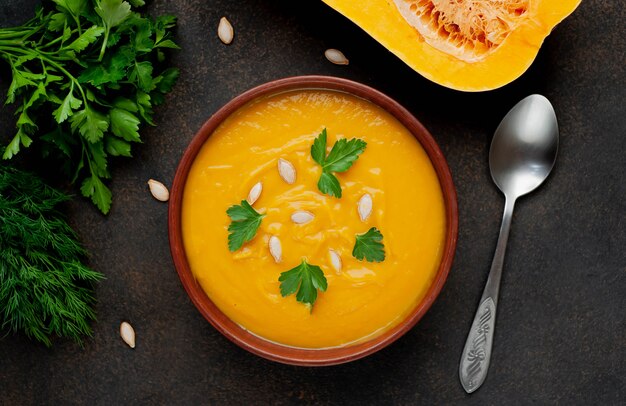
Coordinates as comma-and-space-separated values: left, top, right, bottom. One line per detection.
322, 0, 582, 91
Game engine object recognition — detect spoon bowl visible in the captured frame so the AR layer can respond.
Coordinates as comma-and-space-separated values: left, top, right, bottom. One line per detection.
460, 94, 559, 393
490, 95, 559, 198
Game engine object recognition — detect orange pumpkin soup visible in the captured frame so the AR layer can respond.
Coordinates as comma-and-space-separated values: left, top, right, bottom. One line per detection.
182, 89, 446, 348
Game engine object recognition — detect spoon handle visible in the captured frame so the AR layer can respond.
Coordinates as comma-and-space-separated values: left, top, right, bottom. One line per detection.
459, 197, 516, 393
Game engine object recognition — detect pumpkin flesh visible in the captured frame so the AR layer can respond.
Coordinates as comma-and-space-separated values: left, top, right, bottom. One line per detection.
322, 0, 582, 91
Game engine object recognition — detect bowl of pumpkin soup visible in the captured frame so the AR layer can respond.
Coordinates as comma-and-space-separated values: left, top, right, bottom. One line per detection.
169, 76, 457, 365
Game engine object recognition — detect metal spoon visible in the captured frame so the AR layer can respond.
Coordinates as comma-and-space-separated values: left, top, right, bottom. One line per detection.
459, 95, 559, 393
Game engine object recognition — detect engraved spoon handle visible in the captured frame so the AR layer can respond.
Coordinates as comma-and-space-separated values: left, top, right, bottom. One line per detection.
459, 197, 516, 393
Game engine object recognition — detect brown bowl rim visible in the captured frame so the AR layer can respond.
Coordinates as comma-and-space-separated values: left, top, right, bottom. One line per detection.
168, 75, 458, 366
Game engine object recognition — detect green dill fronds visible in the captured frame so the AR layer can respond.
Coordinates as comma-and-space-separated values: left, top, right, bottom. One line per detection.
0, 166, 103, 346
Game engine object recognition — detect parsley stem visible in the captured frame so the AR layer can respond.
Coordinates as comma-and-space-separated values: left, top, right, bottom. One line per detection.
32, 53, 88, 105
0, 31, 30, 40
0, 39, 23, 46
0, 44, 89, 106
71, 140, 87, 184
40, 30, 76, 49
0, 23, 46, 43
0, 44, 74, 62
97, 28, 110, 62
19, 25, 46, 43
72, 15, 83, 36
83, 139, 95, 174
0, 45, 31, 58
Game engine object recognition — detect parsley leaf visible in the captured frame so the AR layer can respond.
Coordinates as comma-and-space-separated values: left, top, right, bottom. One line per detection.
154, 68, 179, 94
66, 26, 105, 53
79, 45, 136, 86
52, 0, 87, 19
113, 97, 139, 112
324, 138, 368, 172
129, 61, 154, 92
318, 171, 341, 198
154, 15, 177, 48
87, 141, 110, 178
136, 91, 154, 124
155, 39, 180, 49
3, 128, 32, 160
48, 13, 67, 32
80, 174, 112, 214
53, 85, 83, 123
96, 0, 132, 28
279, 259, 328, 307
104, 135, 132, 157
70, 106, 109, 143
311, 128, 327, 165
6, 70, 35, 104
226, 200, 265, 251
132, 18, 154, 53
353, 227, 386, 262
311, 128, 367, 198
110, 108, 141, 142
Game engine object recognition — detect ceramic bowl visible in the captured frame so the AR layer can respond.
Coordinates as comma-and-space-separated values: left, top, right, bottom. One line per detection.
168, 76, 458, 366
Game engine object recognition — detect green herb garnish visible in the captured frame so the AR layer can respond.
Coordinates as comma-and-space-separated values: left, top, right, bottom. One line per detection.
226, 200, 265, 251
279, 259, 328, 308
311, 128, 367, 198
0, 166, 104, 346
0, 0, 180, 214
353, 227, 386, 262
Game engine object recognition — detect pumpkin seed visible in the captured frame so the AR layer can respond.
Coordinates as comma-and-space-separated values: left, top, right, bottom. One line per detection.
291, 210, 314, 224
148, 179, 169, 202
325, 48, 349, 65
329, 249, 342, 273
277, 158, 296, 184
358, 193, 373, 221
218, 17, 234, 45
120, 321, 136, 349
247, 181, 263, 205
269, 235, 282, 263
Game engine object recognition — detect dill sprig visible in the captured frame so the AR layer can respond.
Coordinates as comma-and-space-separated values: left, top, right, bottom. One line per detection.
0, 165, 103, 346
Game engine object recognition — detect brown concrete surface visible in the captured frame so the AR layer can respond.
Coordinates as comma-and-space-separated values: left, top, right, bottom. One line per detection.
0, 0, 624, 404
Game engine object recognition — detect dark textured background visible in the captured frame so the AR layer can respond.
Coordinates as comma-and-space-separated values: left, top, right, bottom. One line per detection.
1, 0, 624, 404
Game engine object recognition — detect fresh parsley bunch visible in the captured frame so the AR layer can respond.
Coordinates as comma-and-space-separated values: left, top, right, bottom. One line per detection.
0, 0, 179, 214
0, 165, 104, 346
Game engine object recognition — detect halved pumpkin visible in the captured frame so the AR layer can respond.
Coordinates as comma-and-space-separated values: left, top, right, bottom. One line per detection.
322, 0, 581, 91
